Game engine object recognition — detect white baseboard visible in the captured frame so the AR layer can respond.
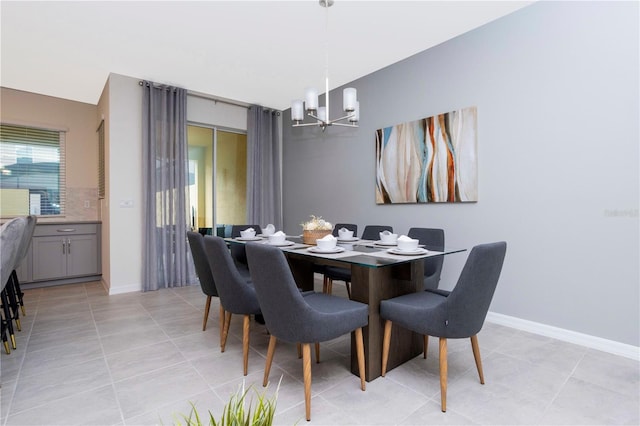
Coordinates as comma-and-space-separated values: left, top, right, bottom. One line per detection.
107, 282, 141, 295
486, 311, 640, 362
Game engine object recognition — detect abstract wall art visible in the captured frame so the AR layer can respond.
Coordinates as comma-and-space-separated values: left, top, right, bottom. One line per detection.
375, 106, 477, 204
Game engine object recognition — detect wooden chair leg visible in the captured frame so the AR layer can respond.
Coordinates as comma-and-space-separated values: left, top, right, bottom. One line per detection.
381, 320, 392, 376
263, 335, 277, 387
219, 305, 225, 347
322, 275, 329, 293
355, 327, 366, 391
470, 335, 485, 384
297, 342, 302, 358
345, 281, 352, 299
315, 342, 320, 364
221, 311, 232, 352
242, 315, 250, 375
439, 337, 448, 412
424, 335, 429, 359
327, 278, 333, 295
302, 343, 312, 421
202, 296, 212, 331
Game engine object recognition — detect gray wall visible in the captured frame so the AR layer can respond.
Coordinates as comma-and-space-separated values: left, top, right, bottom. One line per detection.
282, 2, 639, 346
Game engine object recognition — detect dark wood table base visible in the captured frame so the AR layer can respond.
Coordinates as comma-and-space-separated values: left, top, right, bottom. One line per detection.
287, 254, 424, 382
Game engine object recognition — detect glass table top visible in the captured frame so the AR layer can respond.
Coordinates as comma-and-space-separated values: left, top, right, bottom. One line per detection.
225, 235, 465, 268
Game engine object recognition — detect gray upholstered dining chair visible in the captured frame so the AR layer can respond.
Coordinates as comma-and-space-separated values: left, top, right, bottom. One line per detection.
203, 235, 262, 376
1, 217, 27, 353
331, 222, 358, 237
187, 231, 224, 335
407, 227, 445, 291
322, 225, 393, 298
245, 242, 368, 422
319, 223, 358, 296
380, 241, 507, 412
229, 224, 262, 269
8, 215, 37, 321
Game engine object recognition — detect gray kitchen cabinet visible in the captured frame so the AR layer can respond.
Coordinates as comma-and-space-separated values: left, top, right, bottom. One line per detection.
27, 223, 101, 283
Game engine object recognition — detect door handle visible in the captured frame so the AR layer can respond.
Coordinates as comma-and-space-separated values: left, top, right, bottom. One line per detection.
67, 239, 71, 254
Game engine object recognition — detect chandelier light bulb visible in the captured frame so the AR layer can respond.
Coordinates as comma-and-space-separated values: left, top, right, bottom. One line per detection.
349, 101, 360, 123
317, 106, 327, 123
343, 88, 357, 112
305, 88, 318, 113
291, 100, 304, 121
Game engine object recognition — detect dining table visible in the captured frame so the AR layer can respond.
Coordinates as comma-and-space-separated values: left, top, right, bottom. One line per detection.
226, 234, 465, 382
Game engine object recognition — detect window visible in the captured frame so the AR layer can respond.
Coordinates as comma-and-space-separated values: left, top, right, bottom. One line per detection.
0, 124, 66, 217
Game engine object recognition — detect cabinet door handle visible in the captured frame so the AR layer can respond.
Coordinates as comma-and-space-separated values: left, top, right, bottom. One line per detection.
62, 240, 66, 254
67, 239, 71, 254
57, 228, 76, 233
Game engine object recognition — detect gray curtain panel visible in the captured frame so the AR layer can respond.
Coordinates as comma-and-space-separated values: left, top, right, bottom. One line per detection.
246, 105, 283, 230
141, 81, 195, 291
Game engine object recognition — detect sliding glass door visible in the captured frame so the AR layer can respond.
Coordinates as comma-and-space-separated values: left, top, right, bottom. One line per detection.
187, 125, 247, 235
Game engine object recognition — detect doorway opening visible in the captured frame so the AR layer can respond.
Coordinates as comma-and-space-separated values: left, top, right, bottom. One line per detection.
187, 125, 247, 237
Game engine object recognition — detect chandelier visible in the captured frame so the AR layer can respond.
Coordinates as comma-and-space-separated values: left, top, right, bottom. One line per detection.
290, 0, 359, 131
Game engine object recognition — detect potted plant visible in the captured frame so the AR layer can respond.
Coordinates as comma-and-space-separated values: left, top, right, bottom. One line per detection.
172, 379, 279, 426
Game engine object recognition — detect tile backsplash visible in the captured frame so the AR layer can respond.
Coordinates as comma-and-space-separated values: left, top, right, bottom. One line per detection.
64, 187, 99, 221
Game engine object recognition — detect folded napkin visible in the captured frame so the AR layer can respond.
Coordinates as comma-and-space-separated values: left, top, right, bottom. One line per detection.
263, 224, 275, 234
243, 227, 255, 233
318, 234, 337, 241
379, 230, 398, 239
338, 228, 353, 238
272, 230, 285, 237
397, 235, 415, 242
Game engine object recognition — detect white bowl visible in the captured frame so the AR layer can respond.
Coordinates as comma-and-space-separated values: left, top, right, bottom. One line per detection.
379, 232, 398, 243
316, 239, 337, 250
397, 239, 419, 252
240, 230, 256, 238
268, 234, 286, 245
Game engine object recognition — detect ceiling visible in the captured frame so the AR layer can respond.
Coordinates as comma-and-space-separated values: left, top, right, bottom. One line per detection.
1, 1, 533, 110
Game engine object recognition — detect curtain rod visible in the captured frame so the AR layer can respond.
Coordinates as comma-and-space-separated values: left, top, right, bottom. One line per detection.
139, 81, 281, 113
187, 89, 251, 109
138, 81, 248, 109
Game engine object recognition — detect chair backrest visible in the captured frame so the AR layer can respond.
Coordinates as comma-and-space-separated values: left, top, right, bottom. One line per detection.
203, 236, 260, 315
245, 243, 318, 343
445, 241, 507, 338
15, 215, 37, 267
408, 227, 445, 289
361, 225, 393, 240
187, 231, 218, 297
331, 223, 358, 237
230, 225, 263, 265
1, 217, 27, 289
230, 225, 263, 237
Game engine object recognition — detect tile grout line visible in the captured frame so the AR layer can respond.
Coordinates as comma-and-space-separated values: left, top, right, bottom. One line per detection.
2, 288, 42, 426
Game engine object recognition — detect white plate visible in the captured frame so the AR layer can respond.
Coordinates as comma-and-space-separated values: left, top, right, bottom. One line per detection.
236, 236, 261, 241
337, 237, 359, 242
375, 240, 398, 246
387, 248, 428, 255
308, 246, 345, 254
266, 240, 295, 247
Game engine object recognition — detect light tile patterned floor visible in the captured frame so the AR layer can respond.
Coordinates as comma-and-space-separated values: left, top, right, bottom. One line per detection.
1, 280, 638, 425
